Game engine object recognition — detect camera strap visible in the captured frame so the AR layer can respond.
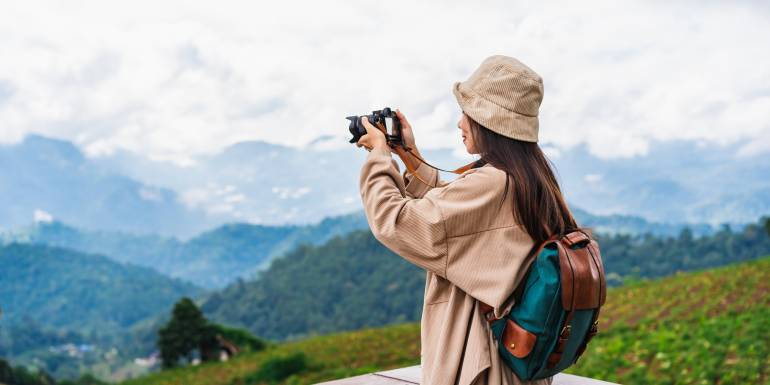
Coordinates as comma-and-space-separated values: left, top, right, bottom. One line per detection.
368, 118, 483, 188
394, 146, 483, 188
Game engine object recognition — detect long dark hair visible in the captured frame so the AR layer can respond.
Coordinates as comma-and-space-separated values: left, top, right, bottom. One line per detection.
467, 115, 578, 246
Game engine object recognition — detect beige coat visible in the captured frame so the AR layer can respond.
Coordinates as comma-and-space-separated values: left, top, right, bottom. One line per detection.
360, 147, 554, 385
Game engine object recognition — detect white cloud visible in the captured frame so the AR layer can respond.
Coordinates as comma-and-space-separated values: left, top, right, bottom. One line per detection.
33, 209, 53, 223
179, 182, 243, 215
179, 187, 211, 209
272, 186, 311, 200
223, 193, 246, 204
0, 0, 768, 163
584, 174, 603, 184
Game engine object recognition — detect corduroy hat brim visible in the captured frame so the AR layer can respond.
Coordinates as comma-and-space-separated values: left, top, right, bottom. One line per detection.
453, 81, 539, 143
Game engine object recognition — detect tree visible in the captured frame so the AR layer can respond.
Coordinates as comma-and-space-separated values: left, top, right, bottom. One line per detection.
0, 359, 13, 384
764, 216, 770, 238
0, 359, 55, 385
157, 297, 211, 368
157, 297, 267, 369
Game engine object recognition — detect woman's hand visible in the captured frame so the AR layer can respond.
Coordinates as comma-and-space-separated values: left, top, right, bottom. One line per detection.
356, 116, 388, 152
390, 110, 423, 171
395, 109, 420, 156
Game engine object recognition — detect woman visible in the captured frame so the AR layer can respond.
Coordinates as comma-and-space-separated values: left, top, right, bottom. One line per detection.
357, 55, 576, 385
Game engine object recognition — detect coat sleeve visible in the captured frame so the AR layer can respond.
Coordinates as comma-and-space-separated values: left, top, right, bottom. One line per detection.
360, 147, 449, 277
360, 147, 535, 318
401, 161, 449, 199
359, 147, 503, 278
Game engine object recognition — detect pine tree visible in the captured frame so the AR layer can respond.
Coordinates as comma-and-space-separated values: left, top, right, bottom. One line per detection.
157, 297, 210, 369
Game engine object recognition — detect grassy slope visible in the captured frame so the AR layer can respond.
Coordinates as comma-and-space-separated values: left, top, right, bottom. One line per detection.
122, 256, 770, 385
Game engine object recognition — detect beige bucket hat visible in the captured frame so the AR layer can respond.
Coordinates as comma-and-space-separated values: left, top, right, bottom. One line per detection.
453, 55, 544, 142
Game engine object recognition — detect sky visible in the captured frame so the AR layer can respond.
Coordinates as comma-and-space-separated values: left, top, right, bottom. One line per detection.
0, 0, 768, 165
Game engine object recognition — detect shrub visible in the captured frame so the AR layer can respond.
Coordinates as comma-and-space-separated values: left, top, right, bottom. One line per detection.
243, 352, 308, 384
58, 373, 108, 385
210, 323, 268, 352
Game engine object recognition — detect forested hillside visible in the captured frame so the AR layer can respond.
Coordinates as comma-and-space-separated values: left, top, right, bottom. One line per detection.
0, 243, 201, 379
599, 221, 769, 284
3, 216, 766, 380
201, 231, 424, 340
2, 212, 367, 288
202, 218, 770, 341
0, 243, 201, 330
122, 256, 770, 385
0, 207, 726, 289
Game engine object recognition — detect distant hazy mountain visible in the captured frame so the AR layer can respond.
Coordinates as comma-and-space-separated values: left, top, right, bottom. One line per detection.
97, 138, 371, 227
2, 134, 766, 240
0, 242, 201, 332
570, 207, 715, 237
1, 205, 719, 290
0, 134, 216, 238
101, 136, 769, 229
1, 212, 368, 288
548, 140, 770, 226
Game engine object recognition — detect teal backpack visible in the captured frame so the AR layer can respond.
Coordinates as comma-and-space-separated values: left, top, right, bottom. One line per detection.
481, 230, 606, 380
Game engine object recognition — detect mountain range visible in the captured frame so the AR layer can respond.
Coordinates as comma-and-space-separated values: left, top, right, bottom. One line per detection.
1, 213, 367, 288
0, 206, 722, 291
2, 134, 767, 240
2, 132, 768, 382
0, 135, 212, 238
2, 213, 767, 380
98, 136, 770, 228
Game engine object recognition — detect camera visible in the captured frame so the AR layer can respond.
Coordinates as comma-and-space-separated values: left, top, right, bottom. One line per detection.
346, 107, 404, 148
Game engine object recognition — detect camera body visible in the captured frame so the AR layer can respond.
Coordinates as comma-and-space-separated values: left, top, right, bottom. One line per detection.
346, 107, 404, 148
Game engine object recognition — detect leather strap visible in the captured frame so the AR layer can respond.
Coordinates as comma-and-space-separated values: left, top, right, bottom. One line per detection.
573, 242, 605, 361
394, 145, 479, 187
370, 118, 479, 187
547, 310, 575, 368
479, 301, 496, 324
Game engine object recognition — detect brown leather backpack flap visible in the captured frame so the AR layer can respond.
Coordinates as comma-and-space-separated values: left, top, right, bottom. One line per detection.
502, 319, 537, 358
588, 240, 607, 306
557, 237, 606, 310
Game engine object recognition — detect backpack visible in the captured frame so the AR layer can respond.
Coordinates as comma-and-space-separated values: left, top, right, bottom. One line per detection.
480, 229, 606, 380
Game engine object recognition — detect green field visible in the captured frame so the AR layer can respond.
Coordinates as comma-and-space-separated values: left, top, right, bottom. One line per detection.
121, 257, 770, 385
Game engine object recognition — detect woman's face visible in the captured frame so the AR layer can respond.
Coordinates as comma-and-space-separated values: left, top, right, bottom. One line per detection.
458, 113, 479, 154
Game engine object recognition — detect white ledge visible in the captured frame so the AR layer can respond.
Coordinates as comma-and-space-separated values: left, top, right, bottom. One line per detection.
316, 365, 620, 384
